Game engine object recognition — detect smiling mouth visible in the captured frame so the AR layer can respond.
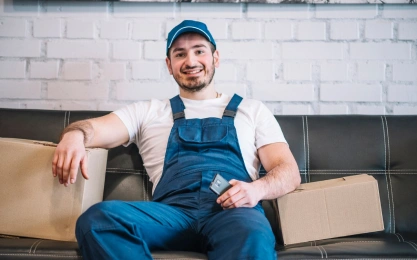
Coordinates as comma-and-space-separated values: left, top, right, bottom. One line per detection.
182, 69, 203, 75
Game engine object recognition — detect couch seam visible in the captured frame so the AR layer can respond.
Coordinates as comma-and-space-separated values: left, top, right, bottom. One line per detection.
384, 116, 395, 234
316, 245, 323, 258
306, 116, 310, 183
396, 232, 405, 242
67, 111, 70, 127
394, 233, 402, 242
28, 239, 41, 254
320, 246, 328, 258
404, 241, 417, 252
33, 239, 43, 254
0, 254, 82, 258
301, 172, 417, 175
302, 116, 307, 183
301, 169, 417, 172
381, 116, 392, 234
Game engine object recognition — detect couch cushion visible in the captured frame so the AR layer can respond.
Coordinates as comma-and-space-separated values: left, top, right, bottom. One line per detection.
277, 232, 417, 259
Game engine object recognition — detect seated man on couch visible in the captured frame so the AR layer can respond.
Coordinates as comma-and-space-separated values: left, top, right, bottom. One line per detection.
52, 20, 301, 260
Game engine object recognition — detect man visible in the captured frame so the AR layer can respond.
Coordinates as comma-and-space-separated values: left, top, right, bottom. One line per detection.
52, 20, 301, 259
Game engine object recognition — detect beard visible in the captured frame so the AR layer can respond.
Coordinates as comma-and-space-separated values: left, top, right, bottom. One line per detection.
173, 62, 216, 93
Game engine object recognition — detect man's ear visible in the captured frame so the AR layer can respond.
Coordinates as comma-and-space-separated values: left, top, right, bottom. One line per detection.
213, 50, 220, 68
165, 57, 173, 75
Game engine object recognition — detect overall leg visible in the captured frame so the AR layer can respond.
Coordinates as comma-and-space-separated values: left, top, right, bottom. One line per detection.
201, 207, 276, 260
75, 200, 198, 260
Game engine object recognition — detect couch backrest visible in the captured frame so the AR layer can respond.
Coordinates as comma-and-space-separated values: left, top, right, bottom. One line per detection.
1, 108, 416, 239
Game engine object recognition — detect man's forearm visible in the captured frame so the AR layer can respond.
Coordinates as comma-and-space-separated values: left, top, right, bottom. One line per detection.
60, 120, 94, 146
254, 162, 301, 201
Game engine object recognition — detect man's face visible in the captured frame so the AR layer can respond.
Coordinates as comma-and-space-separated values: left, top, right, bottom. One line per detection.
166, 33, 219, 93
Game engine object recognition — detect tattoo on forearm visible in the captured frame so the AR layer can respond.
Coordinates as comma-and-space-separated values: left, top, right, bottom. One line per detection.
60, 120, 94, 145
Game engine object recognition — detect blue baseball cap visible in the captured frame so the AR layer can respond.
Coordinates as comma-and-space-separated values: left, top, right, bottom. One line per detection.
166, 20, 216, 56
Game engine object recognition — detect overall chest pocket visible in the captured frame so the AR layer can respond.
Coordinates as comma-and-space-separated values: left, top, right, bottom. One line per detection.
178, 125, 228, 143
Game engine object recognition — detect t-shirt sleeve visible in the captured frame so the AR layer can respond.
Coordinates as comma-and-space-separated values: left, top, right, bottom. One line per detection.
255, 102, 287, 149
112, 102, 144, 147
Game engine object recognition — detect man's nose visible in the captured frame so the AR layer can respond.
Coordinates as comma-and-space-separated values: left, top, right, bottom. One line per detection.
184, 53, 197, 66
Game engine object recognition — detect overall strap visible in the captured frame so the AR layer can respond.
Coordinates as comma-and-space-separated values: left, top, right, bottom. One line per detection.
169, 95, 186, 121
222, 94, 243, 119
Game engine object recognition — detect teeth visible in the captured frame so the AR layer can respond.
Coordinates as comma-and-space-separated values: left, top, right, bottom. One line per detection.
185, 70, 202, 74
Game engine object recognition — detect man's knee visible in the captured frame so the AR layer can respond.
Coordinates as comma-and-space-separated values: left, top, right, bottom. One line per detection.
75, 201, 120, 240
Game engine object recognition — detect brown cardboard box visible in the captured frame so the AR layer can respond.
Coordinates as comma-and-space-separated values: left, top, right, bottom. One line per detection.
0, 138, 108, 241
276, 174, 384, 245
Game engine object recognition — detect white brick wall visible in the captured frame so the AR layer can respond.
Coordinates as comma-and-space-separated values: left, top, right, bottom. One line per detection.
320, 62, 349, 81
30, 60, 59, 79
0, 40, 41, 57
100, 62, 126, 80
284, 62, 312, 81
319, 104, 349, 115
62, 61, 92, 80
398, 23, 417, 40
355, 105, 386, 115
0, 3, 416, 114
0, 81, 42, 99
382, 5, 417, 18
0, 61, 26, 79
247, 61, 275, 81
67, 20, 95, 39
297, 22, 326, 40
214, 63, 237, 81
132, 61, 161, 79
282, 43, 343, 60
100, 20, 129, 39
252, 84, 315, 101
48, 40, 108, 59
265, 22, 293, 40
282, 104, 313, 115
388, 85, 417, 102
34, 19, 62, 38
0, 18, 26, 37
316, 5, 377, 18
133, 20, 162, 40
393, 63, 417, 81
350, 43, 410, 60
113, 41, 141, 60
116, 82, 178, 100
321, 84, 382, 102
357, 62, 385, 81
330, 21, 359, 40
47, 82, 109, 100
365, 20, 393, 39
232, 22, 262, 40
247, 5, 309, 19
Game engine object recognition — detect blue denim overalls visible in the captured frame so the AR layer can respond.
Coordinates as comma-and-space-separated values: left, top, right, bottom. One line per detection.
76, 94, 276, 260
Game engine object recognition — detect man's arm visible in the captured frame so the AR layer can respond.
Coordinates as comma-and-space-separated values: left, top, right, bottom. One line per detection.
217, 142, 301, 209
52, 113, 129, 187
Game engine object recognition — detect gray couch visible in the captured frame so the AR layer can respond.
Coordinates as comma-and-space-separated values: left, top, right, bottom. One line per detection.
1, 108, 417, 259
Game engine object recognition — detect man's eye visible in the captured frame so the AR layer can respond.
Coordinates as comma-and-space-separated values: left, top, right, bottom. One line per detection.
176, 53, 185, 57
196, 50, 204, 55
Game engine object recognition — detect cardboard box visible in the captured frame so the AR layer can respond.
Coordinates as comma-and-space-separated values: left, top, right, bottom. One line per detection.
276, 174, 384, 245
0, 138, 108, 241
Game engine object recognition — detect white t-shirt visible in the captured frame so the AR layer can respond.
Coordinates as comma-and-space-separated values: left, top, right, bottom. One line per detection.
113, 94, 287, 193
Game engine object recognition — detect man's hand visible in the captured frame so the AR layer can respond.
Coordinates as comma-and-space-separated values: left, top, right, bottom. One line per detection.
52, 131, 89, 187
216, 179, 264, 209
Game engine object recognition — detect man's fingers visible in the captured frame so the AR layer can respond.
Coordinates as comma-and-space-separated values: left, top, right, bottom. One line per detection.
222, 191, 245, 209
69, 156, 81, 184
52, 152, 59, 177
56, 154, 65, 184
217, 179, 240, 204
80, 154, 89, 180
62, 154, 72, 186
